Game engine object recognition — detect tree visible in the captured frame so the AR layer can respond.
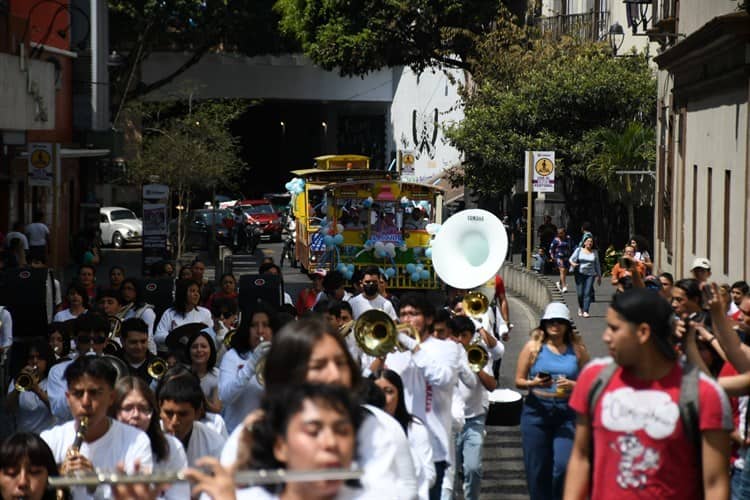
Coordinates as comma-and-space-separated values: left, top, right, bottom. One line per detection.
126, 99, 248, 259
273, 0, 520, 76
584, 122, 655, 239
109, 0, 296, 116
444, 36, 655, 242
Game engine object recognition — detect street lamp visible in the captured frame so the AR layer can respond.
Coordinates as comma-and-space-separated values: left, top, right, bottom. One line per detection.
623, 0, 652, 35
608, 22, 625, 55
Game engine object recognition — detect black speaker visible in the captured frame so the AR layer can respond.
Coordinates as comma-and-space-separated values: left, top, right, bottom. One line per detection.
238, 274, 282, 311
140, 278, 175, 325
0, 268, 48, 339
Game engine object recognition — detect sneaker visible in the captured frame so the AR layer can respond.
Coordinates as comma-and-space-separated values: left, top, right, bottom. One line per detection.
578, 309, 583, 317
562, 286, 568, 293
555, 282, 561, 292
582, 312, 590, 318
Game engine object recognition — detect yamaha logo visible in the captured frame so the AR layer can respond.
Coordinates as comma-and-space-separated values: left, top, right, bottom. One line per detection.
145, 283, 157, 292
254, 278, 266, 286
467, 215, 484, 222
19, 271, 31, 279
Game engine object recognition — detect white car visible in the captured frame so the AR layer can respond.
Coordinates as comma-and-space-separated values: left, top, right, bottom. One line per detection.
100, 207, 142, 248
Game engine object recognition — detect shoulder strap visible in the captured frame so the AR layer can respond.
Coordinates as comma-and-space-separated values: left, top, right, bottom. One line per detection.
586, 362, 618, 417
679, 362, 701, 456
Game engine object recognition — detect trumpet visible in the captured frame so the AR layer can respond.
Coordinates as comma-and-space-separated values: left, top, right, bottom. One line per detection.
147, 358, 168, 380
353, 309, 420, 358
465, 343, 489, 373
461, 291, 490, 318
15, 365, 38, 392
48, 467, 363, 488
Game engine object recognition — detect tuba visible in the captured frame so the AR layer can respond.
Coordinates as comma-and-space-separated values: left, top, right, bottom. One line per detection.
14, 365, 38, 392
353, 310, 420, 358
431, 209, 507, 317
466, 343, 489, 373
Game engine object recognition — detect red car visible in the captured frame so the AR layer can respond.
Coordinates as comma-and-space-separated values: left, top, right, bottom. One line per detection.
236, 200, 283, 241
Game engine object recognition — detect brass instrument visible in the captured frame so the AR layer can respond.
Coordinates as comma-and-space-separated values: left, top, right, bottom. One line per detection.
223, 328, 237, 347
147, 358, 168, 380
100, 354, 130, 381
67, 416, 89, 458
14, 365, 38, 392
48, 467, 363, 488
254, 340, 271, 387
461, 291, 490, 318
466, 343, 489, 373
353, 309, 420, 358
107, 315, 122, 341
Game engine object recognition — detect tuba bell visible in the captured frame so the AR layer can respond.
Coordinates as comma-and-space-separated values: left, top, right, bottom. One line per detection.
353, 309, 420, 358
466, 343, 489, 373
147, 358, 168, 380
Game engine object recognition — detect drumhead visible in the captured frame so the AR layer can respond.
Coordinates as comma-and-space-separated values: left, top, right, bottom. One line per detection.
488, 388, 522, 403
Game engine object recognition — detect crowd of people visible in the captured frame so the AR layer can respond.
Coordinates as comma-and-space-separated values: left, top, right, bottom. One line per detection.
0, 248, 518, 500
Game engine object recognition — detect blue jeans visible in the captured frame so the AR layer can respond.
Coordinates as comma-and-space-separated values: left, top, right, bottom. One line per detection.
430, 461, 448, 500
520, 394, 576, 500
455, 415, 485, 500
574, 272, 596, 313
731, 465, 744, 500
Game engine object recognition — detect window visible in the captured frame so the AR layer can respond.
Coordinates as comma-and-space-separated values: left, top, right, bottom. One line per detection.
109, 209, 137, 221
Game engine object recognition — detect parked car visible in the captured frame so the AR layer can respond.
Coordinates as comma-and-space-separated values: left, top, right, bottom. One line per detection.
236, 200, 282, 241
100, 207, 142, 248
169, 208, 232, 251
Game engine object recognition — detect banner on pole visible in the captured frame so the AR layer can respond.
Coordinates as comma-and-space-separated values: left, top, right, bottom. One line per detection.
524, 151, 556, 193
28, 143, 53, 187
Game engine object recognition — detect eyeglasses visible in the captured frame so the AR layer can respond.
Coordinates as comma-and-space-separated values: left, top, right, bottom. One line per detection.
119, 405, 153, 417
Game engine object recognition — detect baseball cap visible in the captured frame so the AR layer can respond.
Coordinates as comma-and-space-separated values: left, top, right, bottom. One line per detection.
309, 269, 327, 279
540, 302, 571, 326
691, 257, 711, 271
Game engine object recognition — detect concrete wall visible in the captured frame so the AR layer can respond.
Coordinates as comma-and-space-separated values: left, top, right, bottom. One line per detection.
141, 52, 394, 103
677, 0, 738, 35
389, 66, 465, 182
500, 263, 556, 314
0, 54, 56, 130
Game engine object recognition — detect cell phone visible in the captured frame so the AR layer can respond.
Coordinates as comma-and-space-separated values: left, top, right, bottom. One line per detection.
538, 372, 551, 380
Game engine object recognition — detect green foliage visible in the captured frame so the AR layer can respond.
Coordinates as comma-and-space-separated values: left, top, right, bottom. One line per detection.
445, 36, 656, 196
273, 0, 509, 75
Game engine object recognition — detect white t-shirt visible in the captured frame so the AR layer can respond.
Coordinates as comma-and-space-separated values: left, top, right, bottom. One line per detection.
5, 231, 29, 250
199, 367, 219, 402
218, 348, 264, 433
407, 418, 435, 500
0, 307, 12, 349
202, 412, 229, 439
221, 405, 418, 500
159, 435, 190, 500
41, 418, 153, 499
183, 420, 226, 466
26, 222, 49, 246
154, 306, 212, 350
54, 308, 85, 323
7, 378, 55, 433
349, 294, 397, 320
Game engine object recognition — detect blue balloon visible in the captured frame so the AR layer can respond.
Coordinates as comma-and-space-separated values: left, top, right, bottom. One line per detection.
337, 263, 347, 272
425, 247, 432, 258
410, 272, 421, 282
324, 236, 334, 247
284, 181, 294, 191
416, 263, 424, 271
333, 234, 344, 245
406, 263, 416, 273
412, 247, 422, 257
386, 268, 396, 278
347, 264, 355, 272
345, 270, 354, 280
375, 248, 387, 258
420, 269, 430, 280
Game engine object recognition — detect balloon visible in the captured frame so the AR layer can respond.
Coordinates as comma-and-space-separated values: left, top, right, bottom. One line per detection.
400, 196, 410, 207
386, 268, 397, 278
399, 243, 408, 252
333, 234, 344, 245
410, 272, 422, 282
337, 263, 348, 272
336, 224, 344, 234
347, 264, 355, 272
345, 270, 354, 280
374, 241, 385, 250
324, 235, 334, 247
426, 223, 441, 235
406, 263, 416, 273
375, 248, 387, 258
425, 247, 432, 258
420, 269, 430, 280
412, 247, 422, 257
416, 263, 424, 271
362, 196, 373, 208
284, 181, 294, 191
385, 242, 395, 252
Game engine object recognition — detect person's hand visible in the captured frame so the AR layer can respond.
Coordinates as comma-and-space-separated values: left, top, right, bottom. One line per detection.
556, 375, 575, 392
112, 460, 158, 500
184, 456, 237, 500
694, 324, 715, 344
60, 453, 94, 475
596, 276, 602, 286
705, 282, 726, 316
530, 374, 552, 388
250, 341, 272, 365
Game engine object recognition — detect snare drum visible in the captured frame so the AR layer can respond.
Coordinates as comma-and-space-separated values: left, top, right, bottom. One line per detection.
485, 389, 523, 426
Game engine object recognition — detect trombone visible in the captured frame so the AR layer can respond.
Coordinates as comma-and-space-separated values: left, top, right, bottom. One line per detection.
353, 309, 420, 358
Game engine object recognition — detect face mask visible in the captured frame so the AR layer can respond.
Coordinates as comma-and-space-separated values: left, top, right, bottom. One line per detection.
363, 283, 378, 296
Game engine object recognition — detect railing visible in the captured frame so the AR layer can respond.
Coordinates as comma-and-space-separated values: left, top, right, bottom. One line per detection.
533, 11, 610, 42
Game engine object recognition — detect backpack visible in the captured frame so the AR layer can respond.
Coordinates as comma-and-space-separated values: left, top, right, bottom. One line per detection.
586, 361, 701, 462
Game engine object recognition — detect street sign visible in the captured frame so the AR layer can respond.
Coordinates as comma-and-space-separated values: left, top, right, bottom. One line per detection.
28, 143, 53, 187
524, 151, 556, 193
142, 184, 170, 276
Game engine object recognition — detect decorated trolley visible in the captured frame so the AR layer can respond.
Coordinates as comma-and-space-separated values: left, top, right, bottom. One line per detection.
286, 155, 444, 290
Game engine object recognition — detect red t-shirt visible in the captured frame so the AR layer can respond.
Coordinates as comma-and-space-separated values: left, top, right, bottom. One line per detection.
569, 359, 732, 499
494, 275, 506, 297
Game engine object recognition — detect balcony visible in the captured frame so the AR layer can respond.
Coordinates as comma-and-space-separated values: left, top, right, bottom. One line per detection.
533, 11, 611, 42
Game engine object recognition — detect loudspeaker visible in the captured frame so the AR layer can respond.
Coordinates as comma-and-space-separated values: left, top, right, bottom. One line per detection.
238, 274, 282, 312
0, 268, 48, 339
140, 278, 175, 325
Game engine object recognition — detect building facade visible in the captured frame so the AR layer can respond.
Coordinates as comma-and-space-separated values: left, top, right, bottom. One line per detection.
652, 0, 749, 282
